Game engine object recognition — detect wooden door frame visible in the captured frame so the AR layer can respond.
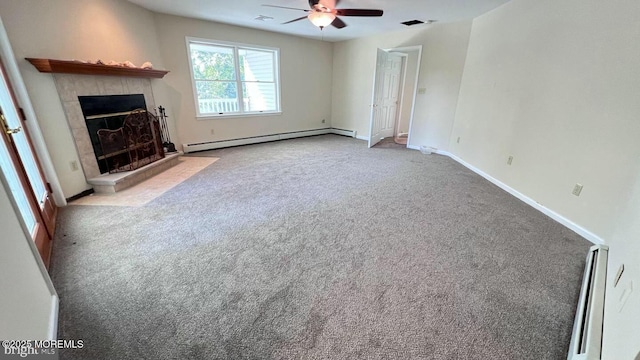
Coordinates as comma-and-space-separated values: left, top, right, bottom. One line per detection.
0, 106, 54, 265
0, 59, 57, 236
0, 20, 58, 267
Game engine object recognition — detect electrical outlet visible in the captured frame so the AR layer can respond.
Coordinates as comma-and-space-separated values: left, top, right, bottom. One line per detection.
210, 129, 215, 135
457, 137, 460, 144
507, 156, 513, 165
70, 160, 79, 171
572, 184, 583, 196
322, 119, 326, 123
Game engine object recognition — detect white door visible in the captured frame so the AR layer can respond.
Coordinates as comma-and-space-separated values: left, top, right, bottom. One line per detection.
368, 49, 403, 148
379, 55, 403, 139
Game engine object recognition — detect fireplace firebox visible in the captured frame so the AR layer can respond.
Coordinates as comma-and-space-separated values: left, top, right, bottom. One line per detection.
79, 95, 164, 174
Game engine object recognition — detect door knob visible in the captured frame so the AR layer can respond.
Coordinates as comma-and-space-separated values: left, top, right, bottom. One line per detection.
5, 126, 21, 135
1, 114, 21, 135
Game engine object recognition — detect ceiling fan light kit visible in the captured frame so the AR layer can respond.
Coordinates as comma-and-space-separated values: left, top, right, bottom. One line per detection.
308, 11, 336, 28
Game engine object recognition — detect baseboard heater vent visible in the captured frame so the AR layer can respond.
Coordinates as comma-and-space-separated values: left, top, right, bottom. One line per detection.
568, 244, 608, 360
182, 128, 356, 153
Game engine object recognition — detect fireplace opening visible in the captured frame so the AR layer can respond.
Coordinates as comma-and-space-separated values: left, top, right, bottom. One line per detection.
79, 95, 164, 174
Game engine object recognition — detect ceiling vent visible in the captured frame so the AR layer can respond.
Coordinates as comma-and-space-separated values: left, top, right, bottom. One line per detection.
401, 19, 436, 26
255, 15, 274, 21
401, 20, 424, 26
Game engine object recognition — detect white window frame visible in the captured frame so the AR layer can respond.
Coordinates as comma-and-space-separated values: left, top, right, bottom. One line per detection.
186, 37, 281, 119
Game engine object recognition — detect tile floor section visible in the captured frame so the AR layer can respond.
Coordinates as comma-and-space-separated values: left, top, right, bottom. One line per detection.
70, 156, 218, 207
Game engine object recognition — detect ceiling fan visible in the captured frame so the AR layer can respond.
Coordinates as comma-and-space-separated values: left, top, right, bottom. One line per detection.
263, 0, 384, 29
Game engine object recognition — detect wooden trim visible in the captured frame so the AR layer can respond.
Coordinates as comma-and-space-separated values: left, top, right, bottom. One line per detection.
33, 223, 51, 268
0, 57, 56, 267
25, 58, 169, 79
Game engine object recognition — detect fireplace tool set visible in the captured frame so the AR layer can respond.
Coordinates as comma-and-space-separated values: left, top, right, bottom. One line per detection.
157, 105, 176, 153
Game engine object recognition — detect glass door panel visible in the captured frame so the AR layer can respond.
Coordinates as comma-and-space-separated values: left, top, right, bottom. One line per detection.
0, 127, 36, 234
0, 70, 47, 208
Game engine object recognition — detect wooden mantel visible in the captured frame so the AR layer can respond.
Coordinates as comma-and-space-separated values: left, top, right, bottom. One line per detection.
25, 58, 169, 79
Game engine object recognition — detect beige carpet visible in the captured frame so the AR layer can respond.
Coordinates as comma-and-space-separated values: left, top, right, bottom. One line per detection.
53, 135, 590, 360
70, 156, 218, 207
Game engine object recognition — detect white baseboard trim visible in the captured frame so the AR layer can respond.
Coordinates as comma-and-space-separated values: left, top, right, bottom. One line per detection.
183, 128, 355, 153
355, 135, 368, 141
48, 295, 59, 339
430, 150, 604, 245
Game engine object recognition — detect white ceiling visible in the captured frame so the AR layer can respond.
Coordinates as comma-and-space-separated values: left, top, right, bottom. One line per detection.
127, 0, 512, 42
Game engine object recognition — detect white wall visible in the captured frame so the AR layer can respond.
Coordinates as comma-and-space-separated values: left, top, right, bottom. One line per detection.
331, 22, 471, 150
153, 13, 333, 146
450, 0, 640, 358
603, 169, 640, 359
450, 0, 640, 242
0, 174, 57, 340
0, 0, 173, 198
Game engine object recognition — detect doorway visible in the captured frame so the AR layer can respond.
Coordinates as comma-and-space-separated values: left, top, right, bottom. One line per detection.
368, 46, 422, 148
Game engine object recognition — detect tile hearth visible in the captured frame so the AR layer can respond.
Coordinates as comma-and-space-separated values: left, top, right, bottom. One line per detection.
87, 153, 180, 194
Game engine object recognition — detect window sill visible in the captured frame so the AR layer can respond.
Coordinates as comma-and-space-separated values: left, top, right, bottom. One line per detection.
196, 111, 282, 120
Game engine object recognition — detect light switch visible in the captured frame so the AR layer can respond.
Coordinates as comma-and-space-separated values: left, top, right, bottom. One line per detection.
572, 184, 583, 196
418, 88, 427, 94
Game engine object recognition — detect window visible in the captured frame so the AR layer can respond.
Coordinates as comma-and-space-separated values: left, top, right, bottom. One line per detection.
187, 38, 281, 117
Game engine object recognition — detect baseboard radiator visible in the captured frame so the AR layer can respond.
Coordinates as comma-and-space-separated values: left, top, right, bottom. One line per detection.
568, 244, 609, 360
182, 128, 356, 153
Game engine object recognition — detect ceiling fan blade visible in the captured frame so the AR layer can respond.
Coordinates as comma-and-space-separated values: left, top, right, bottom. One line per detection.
262, 4, 310, 12
335, 9, 383, 17
282, 16, 309, 24
331, 17, 347, 29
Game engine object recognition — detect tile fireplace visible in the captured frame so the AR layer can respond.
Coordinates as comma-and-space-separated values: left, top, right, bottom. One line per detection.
53, 74, 157, 180
53, 74, 178, 193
